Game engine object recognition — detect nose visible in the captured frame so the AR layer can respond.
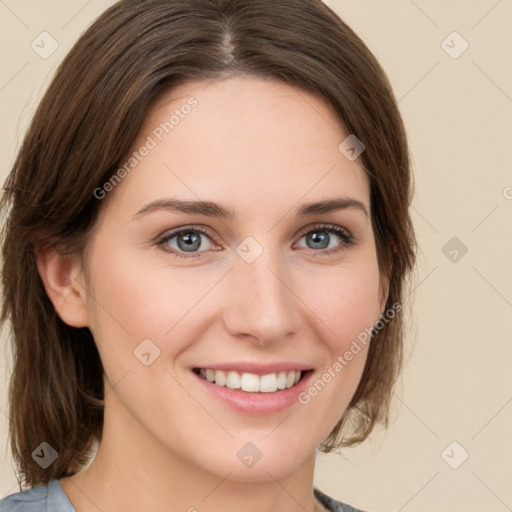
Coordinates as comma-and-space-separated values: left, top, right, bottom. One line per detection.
222, 245, 302, 346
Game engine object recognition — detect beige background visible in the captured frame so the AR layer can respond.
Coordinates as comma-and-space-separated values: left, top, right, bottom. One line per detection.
1, 1, 511, 511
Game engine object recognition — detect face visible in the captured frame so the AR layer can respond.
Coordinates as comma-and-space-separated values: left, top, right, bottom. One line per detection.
75, 76, 387, 481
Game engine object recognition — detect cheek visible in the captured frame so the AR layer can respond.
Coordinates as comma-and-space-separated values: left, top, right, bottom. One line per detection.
295, 264, 380, 441
302, 259, 382, 351
84, 240, 215, 369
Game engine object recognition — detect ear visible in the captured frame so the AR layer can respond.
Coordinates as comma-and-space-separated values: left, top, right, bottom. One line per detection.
35, 246, 90, 328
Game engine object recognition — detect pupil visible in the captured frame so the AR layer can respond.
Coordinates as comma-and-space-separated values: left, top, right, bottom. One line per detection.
178, 232, 201, 252
308, 231, 328, 249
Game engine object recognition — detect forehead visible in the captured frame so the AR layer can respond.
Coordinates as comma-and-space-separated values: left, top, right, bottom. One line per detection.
105, 76, 370, 220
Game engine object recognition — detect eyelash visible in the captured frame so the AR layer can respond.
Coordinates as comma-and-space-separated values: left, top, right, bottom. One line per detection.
156, 223, 355, 259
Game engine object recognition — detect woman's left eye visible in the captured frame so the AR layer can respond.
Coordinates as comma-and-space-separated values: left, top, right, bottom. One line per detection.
295, 224, 355, 254
157, 224, 355, 258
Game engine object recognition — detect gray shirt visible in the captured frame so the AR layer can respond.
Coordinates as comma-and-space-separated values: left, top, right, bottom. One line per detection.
0, 480, 370, 512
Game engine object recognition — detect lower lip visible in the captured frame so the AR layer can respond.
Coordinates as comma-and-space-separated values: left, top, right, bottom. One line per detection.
191, 369, 314, 415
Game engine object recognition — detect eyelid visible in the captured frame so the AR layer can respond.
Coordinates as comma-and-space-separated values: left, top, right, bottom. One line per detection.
293, 223, 355, 254
156, 222, 355, 257
156, 224, 219, 257
295, 222, 353, 240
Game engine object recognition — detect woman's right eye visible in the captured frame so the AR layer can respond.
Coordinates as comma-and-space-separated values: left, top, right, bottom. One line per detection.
157, 227, 217, 258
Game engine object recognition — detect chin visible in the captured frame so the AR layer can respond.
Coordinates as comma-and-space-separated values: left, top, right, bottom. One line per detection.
202, 437, 314, 483
214, 458, 303, 483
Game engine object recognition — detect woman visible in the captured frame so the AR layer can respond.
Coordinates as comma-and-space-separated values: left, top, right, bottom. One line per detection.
0, 1, 416, 511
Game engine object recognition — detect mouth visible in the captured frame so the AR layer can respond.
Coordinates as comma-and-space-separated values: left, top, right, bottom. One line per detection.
192, 367, 313, 394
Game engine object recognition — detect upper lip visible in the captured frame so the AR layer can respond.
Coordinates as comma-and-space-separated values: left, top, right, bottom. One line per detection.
192, 362, 314, 376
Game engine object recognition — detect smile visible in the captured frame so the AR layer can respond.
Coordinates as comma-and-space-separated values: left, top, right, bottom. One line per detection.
193, 368, 309, 393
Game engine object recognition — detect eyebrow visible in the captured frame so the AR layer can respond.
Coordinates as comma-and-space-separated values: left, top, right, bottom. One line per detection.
132, 196, 369, 220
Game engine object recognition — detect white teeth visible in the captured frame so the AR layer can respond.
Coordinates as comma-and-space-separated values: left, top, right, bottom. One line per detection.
260, 373, 277, 393
197, 369, 303, 393
226, 371, 241, 389
241, 372, 259, 392
276, 371, 287, 390
214, 370, 226, 386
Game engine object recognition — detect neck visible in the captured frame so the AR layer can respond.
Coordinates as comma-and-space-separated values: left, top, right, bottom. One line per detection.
60, 394, 324, 512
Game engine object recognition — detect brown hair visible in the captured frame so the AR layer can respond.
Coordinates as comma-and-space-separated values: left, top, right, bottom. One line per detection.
0, 0, 416, 489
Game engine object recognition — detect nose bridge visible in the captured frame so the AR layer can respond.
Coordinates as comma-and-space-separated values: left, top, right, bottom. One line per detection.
223, 238, 300, 342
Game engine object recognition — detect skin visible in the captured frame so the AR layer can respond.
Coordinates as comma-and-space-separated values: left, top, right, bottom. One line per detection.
38, 76, 388, 512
